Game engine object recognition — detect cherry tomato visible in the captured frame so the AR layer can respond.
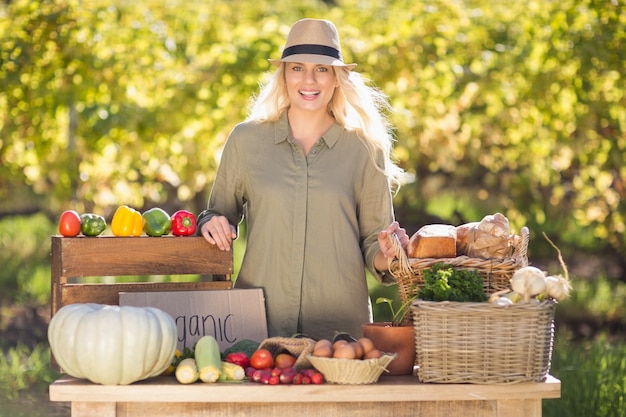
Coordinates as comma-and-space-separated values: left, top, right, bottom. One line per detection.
250, 348, 274, 370
59, 210, 82, 237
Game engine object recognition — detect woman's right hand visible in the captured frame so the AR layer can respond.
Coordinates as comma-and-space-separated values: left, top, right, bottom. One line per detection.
200, 215, 237, 251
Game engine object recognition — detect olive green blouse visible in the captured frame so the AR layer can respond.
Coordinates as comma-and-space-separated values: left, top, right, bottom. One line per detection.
197, 113, 396, 340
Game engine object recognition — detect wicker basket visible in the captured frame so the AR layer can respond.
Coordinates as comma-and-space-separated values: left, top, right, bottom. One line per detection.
307, 354, 396, 384
390, 227, 530, 307
411, 300, 556, 384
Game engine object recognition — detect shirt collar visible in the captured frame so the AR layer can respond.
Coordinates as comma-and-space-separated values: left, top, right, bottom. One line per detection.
274, 112, 343, 148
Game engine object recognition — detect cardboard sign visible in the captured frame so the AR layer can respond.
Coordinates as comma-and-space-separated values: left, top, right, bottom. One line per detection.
120, 289, 268, 351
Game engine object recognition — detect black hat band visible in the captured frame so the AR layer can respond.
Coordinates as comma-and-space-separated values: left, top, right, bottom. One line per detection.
281, 44, 343, 61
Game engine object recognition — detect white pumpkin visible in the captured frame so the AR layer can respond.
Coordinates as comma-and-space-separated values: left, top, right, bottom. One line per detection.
48, 303, 177, 385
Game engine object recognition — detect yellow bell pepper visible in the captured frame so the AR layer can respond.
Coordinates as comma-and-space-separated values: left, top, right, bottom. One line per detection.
111, 205, 143, 236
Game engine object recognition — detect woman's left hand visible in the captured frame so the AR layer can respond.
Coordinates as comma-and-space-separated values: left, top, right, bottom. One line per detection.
374, 221, 409, 271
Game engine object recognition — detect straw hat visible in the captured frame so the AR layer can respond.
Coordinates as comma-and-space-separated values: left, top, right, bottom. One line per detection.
269, 18, 356, 70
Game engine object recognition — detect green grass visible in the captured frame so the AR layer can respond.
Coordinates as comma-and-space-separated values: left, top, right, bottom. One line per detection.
0, 343, 61, 401
0, 213, 57, 305
557, 276, 626, 323
544, 331, 626, 417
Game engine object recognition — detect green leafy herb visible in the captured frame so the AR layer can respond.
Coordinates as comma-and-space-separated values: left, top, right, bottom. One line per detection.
417, 263, 487, 302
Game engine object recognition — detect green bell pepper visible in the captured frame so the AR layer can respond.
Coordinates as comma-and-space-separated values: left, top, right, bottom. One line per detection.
80, 213, 107, 237
142, 207, 171, 237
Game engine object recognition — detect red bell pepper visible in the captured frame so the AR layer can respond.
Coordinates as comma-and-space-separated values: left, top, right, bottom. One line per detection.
170, 210, 197, 236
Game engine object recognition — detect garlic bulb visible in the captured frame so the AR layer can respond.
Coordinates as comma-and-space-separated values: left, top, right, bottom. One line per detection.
501, 291, 522, 304
510, 266, 547, 303
493, 297, 514, 306
489, 289, 522, 304
544, 274, 572, 301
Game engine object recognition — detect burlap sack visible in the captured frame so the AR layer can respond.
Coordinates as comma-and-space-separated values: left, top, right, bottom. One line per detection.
456, 213, 516, 259
257, 337, 316, 371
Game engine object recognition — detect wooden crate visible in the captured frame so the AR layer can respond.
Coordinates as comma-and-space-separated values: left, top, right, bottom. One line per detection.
51, 235, 234, 315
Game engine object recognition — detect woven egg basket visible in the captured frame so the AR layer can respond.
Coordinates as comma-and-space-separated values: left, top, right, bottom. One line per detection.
308, 354, 397, 384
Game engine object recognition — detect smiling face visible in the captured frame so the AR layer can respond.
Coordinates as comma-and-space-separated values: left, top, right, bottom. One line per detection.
284, 62, 338, 115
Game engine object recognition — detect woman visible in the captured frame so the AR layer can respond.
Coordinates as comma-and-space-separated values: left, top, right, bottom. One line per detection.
197, 18, 408, 340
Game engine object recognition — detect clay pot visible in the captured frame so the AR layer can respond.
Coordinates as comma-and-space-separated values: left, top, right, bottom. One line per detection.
361, 322, 416, 376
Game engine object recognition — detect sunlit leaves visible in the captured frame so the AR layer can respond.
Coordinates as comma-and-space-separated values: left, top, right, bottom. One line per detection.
0, 0, 624, 256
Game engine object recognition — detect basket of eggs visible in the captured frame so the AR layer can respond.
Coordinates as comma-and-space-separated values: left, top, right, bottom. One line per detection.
307, 337, 396, 384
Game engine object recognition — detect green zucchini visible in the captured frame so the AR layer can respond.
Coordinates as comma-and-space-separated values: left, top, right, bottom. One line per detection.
194, 336, 222, 383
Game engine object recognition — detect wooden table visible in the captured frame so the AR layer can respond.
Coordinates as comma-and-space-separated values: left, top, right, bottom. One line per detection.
48, 237, 560, 416
49, 374, 560, 417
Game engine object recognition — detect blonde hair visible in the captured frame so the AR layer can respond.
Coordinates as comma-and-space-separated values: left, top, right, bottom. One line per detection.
248, 64, 404, 191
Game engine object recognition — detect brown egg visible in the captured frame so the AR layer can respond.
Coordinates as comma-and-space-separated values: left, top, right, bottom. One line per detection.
313, 345, 333, 358
333, 342, 357, 359
313, 346, 333, 358
312, 339, 333, 358
363, 348, 382, 360
332, 339, 348, 350
349, 342, 364, 359
314, 339, 332, 350
357, 337, 375, 355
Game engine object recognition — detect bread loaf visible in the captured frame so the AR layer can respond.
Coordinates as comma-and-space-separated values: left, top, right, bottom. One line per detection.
456, 213, 512, 259
407, 224, 457, 259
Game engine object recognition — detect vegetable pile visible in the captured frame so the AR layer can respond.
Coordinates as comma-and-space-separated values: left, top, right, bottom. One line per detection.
57, 207, 197, 237
174, 335, 243, 384
167, 335, 390, 386
59, 210, 107, 237
489, 265, 572, 305
490, 235, 572, 305
415, 258, 571, 306
171, 336, 326, 385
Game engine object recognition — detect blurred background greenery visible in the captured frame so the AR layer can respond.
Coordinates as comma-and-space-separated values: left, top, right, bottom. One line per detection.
1, 0, 624, 416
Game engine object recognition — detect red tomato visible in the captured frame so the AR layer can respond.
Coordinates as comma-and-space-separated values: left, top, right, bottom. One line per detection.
250, 349, 274, 370
59, 210, 82, 237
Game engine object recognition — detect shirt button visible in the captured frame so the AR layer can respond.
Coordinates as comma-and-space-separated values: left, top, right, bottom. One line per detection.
311, 149, 317, 154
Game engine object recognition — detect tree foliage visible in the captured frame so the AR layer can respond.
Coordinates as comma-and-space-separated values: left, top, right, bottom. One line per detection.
1, 0, 624, 265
